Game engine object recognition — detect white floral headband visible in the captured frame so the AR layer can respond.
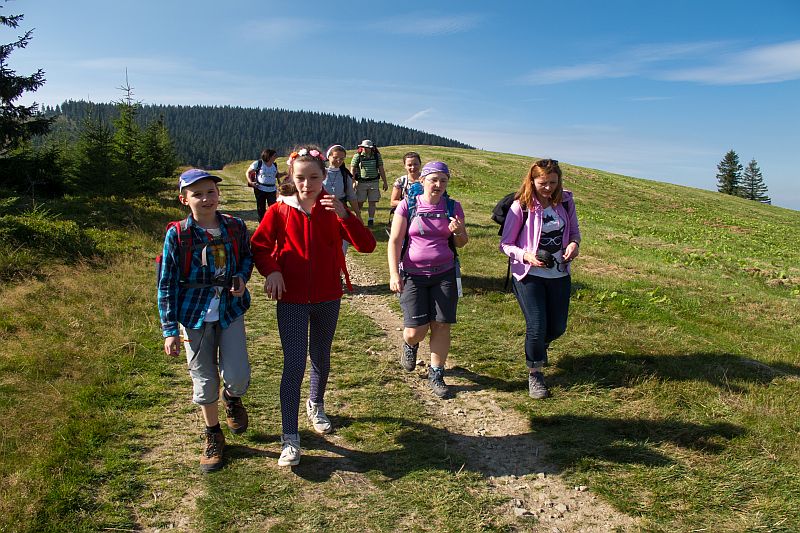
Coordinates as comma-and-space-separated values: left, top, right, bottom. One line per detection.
286, 148, 326, 167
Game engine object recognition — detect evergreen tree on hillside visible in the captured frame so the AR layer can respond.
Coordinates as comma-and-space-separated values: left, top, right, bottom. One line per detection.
70, 114, 115, 194
0, 2, 52, 156
44, 101, 475, 169
138, 116, 178, 184
112, 77, 141, 189
716, 150, 742, 196
739, 158, 770, 204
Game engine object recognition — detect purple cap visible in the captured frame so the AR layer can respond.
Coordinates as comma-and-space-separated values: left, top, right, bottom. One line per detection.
178, 168, 222, 189
420, 161, 450, 178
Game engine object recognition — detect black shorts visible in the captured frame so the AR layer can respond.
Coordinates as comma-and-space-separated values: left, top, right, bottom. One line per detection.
399, 269, 458, 327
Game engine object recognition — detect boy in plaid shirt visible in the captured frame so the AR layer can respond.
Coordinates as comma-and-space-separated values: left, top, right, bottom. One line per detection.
158, 169, 253, 472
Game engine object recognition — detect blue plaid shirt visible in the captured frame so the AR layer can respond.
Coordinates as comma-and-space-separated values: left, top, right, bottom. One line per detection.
158, 213, 253, 337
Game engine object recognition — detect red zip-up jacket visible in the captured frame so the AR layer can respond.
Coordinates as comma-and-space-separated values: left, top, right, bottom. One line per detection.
250, 191, 376, 304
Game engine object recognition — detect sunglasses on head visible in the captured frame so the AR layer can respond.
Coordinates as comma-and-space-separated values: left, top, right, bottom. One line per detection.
535, 158, 559, 167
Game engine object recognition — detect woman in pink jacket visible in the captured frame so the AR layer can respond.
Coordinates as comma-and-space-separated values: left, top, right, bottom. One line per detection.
500, 159, 581, 399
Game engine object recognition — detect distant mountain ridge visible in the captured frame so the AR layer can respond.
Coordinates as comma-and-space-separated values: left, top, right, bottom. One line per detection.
44, 101, 474, 169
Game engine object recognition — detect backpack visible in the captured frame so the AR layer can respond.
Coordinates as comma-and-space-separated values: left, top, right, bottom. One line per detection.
399, 182, 462, 296
253, 159, 278, 186
155, 215, 243, 289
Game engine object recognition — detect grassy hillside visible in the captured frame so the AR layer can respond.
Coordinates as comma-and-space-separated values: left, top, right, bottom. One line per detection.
341, 145, 800, 531
1, 146, 798, 532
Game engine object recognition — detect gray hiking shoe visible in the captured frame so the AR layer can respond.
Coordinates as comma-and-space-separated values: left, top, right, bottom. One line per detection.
400, 342, 419, 371
428, 366, 449, 399
528, 371, 550, 399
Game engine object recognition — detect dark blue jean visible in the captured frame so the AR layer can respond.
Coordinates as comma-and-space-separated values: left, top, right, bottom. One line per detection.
511, 274, 571, 368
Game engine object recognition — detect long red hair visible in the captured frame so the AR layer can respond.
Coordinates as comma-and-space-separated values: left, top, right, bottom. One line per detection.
515, 158, 563, 210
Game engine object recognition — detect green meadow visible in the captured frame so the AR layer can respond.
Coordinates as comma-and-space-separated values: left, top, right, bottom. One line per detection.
1, 146, 798, 532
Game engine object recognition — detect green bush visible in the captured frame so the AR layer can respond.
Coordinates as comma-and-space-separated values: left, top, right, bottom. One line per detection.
0, 209, 99, 260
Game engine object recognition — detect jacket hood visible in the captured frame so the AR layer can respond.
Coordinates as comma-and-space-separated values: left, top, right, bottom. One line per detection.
276, 190, 330, 213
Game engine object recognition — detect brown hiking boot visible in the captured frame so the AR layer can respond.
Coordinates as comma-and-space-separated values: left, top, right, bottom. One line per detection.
200, 430, 225, 473
223, 394, 249, 434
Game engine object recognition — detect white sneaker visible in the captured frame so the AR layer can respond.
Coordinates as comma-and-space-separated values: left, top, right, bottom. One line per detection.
306, 398, 332, 434
278, 434, 301, 466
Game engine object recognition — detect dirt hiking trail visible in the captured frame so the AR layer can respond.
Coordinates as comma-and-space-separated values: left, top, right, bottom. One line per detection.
344, 257, 638, 532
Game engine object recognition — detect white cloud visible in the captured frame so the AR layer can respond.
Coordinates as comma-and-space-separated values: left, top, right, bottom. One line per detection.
521, 40, 800, 86
658, 40, 800, 85
402, 108, 434, 124
374, 13, 481, 36
241, 17, 324, 40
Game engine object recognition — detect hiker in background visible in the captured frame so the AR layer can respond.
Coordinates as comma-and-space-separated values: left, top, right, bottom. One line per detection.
387, 161, 467, 399
324, 143, 361, 222
389, 151, 422, 215
246, 149, 283, 221
350, 139, 387, 227
499, 158, 581, 400
158, 169, 253, 473
251, 146, 376, 467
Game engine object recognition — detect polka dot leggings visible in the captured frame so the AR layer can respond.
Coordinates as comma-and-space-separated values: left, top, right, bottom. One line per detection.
276, 299, 341, 435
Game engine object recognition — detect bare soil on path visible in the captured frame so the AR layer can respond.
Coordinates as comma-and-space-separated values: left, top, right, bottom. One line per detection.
344, 257, 638, 532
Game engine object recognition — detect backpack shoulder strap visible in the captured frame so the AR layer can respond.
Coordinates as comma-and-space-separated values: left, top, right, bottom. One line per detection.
219, 214, 242, 265
173, 217, 193, 279
256, 159, 263, 172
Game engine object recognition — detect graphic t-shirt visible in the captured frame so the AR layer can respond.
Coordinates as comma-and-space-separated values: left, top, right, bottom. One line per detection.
393, 175, 418, 200
531, 206, 567, 279
396, 196, 464, 276
202, 227, 227, 322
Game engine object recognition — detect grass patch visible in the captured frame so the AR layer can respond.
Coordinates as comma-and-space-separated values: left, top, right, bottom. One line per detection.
317, 146, 800, 531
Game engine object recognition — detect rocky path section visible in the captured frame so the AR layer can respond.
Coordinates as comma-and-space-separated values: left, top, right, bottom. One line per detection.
344, 257, 638, 532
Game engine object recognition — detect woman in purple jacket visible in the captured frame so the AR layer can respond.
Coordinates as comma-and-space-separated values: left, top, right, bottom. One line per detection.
500, 159, 581, 399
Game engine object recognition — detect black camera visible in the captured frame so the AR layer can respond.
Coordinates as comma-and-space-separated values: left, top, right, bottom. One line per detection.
535, 249, 556, 269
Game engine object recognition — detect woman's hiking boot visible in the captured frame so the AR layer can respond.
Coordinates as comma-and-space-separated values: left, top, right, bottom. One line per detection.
428, 366, 449, 399
528, 371, 551, 399
306, 399, 332, 434
223, 393, 248, 434
200, 429, 225, 473
278, 434, 301, 467
400, 342, 419, 371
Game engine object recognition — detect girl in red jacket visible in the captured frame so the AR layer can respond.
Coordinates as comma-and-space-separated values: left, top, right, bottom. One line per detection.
250, 146, 376, 467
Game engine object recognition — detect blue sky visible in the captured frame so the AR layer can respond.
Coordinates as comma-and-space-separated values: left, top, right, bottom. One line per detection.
10, 0, 800, 209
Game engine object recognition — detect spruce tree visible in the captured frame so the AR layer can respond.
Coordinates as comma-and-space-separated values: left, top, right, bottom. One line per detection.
740, 158, 770, 204
0, 2, 52, 155
716, 150, 742, 196
71, 115, 115, 194
112, 75, 141, 189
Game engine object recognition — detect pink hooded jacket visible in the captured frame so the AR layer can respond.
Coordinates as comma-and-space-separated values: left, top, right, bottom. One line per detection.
499, 189, 581, 281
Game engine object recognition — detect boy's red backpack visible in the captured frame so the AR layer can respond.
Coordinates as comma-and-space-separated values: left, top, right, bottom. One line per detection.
155, 215, 243, 288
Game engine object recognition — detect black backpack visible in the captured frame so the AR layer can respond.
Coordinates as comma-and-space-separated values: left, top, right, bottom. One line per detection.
493, 193, 528, 290
491, 192, 521, 236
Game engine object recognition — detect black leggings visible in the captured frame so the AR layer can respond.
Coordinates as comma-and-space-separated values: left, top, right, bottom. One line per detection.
254, 189, 277, 221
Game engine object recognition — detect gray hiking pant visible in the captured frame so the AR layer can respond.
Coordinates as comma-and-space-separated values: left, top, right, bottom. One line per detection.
180, 315, 250, 405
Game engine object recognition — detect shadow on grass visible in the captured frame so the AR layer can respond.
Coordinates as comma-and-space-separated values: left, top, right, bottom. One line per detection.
447, 351, 800, 395
528, 414, 744, 469
552, 352, 800, 393
224, 414, 743, 482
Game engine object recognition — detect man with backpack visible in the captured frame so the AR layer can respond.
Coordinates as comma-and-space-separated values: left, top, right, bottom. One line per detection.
157, 168, 254, 472
350, 140, 387, 227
